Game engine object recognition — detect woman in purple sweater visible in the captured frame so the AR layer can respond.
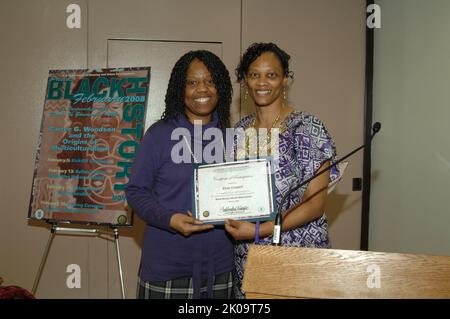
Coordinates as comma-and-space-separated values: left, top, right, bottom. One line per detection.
125, 50, 234, 299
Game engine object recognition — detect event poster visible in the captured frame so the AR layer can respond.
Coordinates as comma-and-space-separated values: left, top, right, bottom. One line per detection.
28, 67, 150, 226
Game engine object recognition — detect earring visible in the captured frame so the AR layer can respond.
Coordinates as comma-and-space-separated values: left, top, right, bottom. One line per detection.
283, 87, 287, 104
244, 88, 248, 101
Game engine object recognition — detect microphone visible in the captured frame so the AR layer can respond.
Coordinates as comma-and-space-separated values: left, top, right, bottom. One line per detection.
271, 122, 381, 246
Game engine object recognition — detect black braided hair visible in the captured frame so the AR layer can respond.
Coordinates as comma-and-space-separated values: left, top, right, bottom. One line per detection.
162, 50, 232, 130
236, 42, 294, 83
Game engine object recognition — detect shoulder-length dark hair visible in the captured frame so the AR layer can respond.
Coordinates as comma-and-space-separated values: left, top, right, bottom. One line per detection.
162, 50, 232, 130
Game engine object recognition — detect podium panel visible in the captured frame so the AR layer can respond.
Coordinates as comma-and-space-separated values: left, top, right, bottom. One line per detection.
242, 245, 450, 299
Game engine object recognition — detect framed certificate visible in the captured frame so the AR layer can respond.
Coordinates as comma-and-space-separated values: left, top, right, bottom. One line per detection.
192, 158, 277, 224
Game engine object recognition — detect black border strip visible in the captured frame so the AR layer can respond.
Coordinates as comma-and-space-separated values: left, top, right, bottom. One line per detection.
361, 0, 375, 250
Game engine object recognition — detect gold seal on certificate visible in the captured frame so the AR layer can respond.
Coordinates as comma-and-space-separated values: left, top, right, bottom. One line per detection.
193, 158, 276, 224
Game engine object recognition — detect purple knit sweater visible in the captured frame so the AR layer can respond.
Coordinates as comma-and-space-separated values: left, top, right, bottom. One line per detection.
125, 112, 234, 285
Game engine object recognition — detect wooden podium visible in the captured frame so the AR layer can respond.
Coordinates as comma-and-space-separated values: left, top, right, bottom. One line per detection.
242, 244, 450, 298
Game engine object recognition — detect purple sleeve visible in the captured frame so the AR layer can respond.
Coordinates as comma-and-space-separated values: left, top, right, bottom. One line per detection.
125, 128, 177, 232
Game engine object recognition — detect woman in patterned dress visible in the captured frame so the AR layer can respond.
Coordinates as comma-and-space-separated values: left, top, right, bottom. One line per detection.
224, 43, 341, 298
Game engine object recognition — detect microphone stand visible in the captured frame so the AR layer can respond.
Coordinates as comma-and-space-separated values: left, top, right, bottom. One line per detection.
271, 122, 381, 246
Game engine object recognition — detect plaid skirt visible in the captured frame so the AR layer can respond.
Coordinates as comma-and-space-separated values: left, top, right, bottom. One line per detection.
137, 271, 233, 299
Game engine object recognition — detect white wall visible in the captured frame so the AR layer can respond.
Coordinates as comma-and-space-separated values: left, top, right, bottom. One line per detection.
370, 0, 450, 255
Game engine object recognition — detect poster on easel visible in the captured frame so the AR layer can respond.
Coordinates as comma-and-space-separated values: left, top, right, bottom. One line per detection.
28, 67, 151, 226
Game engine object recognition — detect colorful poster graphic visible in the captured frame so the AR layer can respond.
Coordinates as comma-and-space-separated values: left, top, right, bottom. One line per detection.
28, 67, 150, 225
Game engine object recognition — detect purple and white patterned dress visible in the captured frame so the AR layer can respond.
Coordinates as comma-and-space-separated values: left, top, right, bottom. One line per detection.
233, 110, 341, 299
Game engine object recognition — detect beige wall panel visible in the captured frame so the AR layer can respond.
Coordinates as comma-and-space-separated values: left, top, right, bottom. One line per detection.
88, 0, 242, 124
1, 0, 368, 299
0, 0, 108, 298
241, 0, 367, 249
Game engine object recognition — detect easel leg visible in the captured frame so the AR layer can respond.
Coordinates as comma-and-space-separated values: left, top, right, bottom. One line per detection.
113, 227, 125, 299
32, 224, 57, 295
